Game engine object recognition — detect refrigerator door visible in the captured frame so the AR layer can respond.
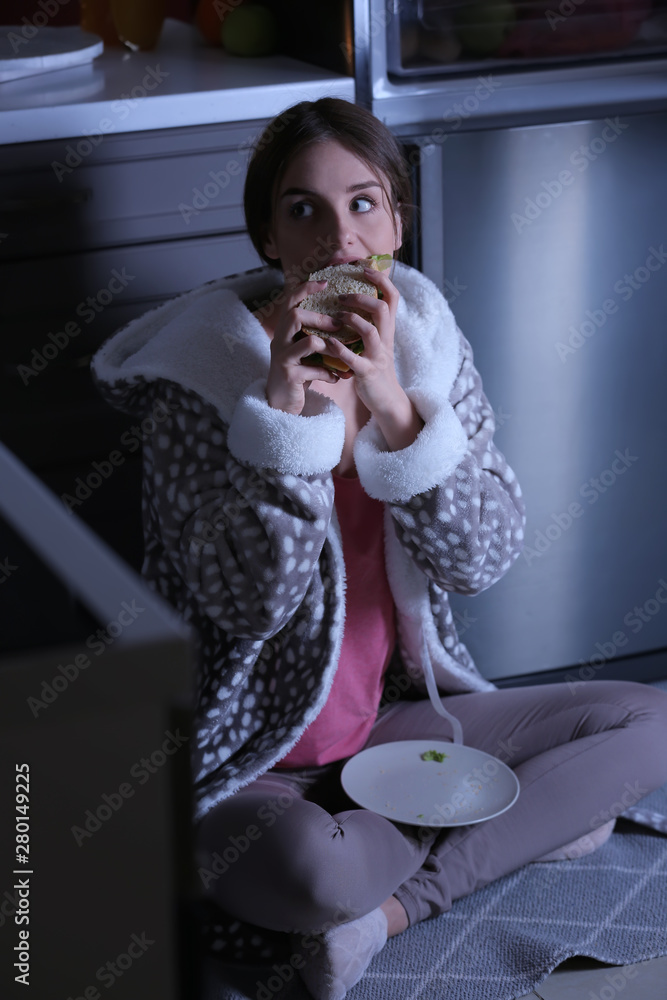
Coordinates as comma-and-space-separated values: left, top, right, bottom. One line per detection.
414, 109, 667, 681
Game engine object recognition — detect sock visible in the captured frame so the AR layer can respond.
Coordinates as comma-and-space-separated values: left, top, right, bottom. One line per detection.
293, 906, 389, 1000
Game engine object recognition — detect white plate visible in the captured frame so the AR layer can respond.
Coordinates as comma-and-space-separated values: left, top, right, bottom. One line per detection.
341, 739, 520, 827
0, 27, 103, 84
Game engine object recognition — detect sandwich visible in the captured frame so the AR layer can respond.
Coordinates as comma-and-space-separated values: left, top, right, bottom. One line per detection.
298, 254, 393, 373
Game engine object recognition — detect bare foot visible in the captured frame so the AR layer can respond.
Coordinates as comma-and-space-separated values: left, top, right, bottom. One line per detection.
380, 894, 409, 937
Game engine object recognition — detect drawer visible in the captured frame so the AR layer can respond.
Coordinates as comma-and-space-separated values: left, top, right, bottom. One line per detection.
1, 229, 262, 360
0, 120, 266, 259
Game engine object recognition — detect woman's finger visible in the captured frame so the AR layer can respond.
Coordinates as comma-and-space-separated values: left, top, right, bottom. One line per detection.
276, 333, 328, 365
315, 332, 366, 373
329, 310, 380, 354
336, 293, 389, 331
294, 310, 345, 336
310, 367, 342, 385
284, 277, 328, 308
267, 279, 327, 337
360, 264, 400, 305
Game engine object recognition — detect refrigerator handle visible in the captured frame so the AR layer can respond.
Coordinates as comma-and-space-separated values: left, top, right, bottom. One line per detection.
417, 141, 446, 290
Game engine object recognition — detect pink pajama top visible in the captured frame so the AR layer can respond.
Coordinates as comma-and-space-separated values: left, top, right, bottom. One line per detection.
275, 474, 396, 768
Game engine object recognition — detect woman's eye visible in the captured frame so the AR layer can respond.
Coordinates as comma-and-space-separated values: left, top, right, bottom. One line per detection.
289, 202, 313, 219
350, 196, 375, 213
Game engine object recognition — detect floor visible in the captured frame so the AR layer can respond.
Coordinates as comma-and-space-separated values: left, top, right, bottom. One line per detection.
518, 954, 667, 999
518, 676, 667, 1000
202, 953, 667, 1000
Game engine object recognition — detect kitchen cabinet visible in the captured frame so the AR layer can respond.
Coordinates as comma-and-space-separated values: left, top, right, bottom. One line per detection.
0, 21, 354, 568
1, 121, 266, 567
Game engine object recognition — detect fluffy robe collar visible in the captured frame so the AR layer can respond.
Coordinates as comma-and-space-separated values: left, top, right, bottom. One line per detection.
92, 262, 464, 424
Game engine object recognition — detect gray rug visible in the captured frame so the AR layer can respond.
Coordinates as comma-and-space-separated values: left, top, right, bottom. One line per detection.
202, 782, 667, 1000
202, 683, 667, 1000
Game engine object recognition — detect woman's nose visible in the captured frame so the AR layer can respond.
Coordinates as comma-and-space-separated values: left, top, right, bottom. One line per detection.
323, 206, 354, 248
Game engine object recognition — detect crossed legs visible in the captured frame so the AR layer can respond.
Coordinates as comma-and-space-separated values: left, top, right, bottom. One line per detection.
195, 681, 667, 933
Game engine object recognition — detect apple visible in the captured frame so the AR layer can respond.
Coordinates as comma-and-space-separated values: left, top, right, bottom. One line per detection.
455, 0, 516, 56
221, 4, 279, 57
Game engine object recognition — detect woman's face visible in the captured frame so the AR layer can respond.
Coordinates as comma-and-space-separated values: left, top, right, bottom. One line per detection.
262, 140, 402, 279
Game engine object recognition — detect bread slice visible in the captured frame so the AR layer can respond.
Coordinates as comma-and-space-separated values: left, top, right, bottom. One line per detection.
298, 258, 381, 373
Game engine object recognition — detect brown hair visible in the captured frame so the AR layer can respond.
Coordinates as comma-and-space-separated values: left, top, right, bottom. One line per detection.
243, 98, 412, 269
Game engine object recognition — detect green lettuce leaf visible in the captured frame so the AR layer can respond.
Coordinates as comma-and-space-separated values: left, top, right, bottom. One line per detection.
367, 254, 393, 271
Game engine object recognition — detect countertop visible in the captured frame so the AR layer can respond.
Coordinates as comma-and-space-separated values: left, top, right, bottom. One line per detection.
0, 18, 355, 146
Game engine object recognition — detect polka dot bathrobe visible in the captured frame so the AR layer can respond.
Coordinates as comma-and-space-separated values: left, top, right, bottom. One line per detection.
91, 261, 526, 826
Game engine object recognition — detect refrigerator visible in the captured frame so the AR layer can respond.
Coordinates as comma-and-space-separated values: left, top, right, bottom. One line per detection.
353, 0, 667, 684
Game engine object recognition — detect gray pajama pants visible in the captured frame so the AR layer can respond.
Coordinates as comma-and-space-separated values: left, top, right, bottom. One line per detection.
196, 680, 667, 933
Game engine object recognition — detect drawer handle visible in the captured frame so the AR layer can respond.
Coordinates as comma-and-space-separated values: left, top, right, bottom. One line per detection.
0, 189, 93, 213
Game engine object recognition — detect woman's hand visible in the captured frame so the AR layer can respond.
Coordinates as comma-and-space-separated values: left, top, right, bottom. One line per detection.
265, 278, 344, 415
320, 265, 424, 450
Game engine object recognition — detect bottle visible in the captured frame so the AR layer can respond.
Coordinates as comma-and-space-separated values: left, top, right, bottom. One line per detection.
80, 0, 121, 46
109, 0, 167, 51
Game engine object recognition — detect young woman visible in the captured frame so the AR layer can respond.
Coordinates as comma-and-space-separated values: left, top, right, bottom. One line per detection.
92, 98, 667, 1000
